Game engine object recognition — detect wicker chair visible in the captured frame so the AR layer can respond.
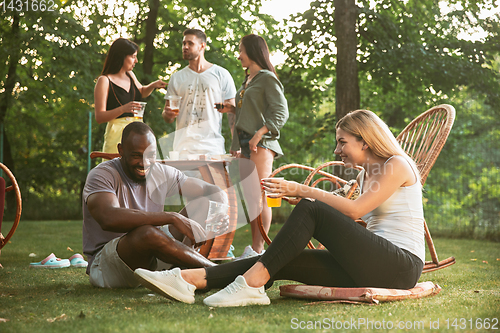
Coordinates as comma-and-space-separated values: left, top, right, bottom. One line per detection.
258, 104, 456, 273
89, 152, 119, 160
0, 163, 22, 252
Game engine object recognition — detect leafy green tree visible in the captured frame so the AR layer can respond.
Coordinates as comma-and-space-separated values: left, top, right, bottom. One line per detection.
423, 86, 500, 240
279, 0, 499, 138
1, 5, 103, 218
277, 0, 498, 158
275, 0, 499, 237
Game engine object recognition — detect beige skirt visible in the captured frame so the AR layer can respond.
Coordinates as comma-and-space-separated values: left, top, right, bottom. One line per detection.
102, 117, 142, 154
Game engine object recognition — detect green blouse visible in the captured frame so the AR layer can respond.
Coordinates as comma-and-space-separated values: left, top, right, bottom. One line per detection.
231, 70, 289, 158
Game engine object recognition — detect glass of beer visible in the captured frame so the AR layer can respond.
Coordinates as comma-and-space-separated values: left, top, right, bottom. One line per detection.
167, 95, 182, 114
134, 101, 147, 119
214, 89, 224, 111
206, 200, 229, 232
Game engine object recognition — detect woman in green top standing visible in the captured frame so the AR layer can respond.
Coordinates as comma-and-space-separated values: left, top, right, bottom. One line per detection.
225, 34, 289, 259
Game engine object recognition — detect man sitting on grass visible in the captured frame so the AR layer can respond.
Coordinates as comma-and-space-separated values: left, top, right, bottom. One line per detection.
82, 122, 227, 288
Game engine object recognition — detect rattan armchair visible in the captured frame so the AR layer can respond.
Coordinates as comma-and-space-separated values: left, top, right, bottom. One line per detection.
258, 104, 456, 273
0, 163, 22, 251
89, 152, 119, 160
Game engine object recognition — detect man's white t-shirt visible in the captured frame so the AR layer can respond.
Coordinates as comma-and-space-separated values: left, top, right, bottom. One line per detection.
165, 64, 236, 155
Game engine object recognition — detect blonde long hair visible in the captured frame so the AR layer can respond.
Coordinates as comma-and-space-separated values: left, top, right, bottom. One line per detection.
336, 110, 420, 181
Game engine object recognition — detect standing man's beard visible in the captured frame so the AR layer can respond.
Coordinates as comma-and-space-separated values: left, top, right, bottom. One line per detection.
183, 51, 198, 60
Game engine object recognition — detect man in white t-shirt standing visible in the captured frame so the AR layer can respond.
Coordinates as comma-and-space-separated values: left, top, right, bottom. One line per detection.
162, 29, 237, 155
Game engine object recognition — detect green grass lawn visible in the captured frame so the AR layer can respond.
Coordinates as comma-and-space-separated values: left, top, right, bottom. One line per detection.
0, 221, 499, 332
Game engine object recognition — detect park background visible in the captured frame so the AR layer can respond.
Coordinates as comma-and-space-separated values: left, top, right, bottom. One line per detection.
1, 0, 499, 241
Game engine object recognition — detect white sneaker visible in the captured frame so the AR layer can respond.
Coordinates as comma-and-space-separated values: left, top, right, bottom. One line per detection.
235, 245, 265, 261
203, 275, 270, 307
134, 267, 196, 304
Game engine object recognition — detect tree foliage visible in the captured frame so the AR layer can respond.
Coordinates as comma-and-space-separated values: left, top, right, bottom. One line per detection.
1, 0, 499, 238
276, 0, 499, 238
278, 0, 499, 149
1, 0, 280, 219
1, 4, 103, 217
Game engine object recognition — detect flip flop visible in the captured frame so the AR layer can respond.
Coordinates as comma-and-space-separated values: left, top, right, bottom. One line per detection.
29, 253, 70, 269
69, 253, 88, 268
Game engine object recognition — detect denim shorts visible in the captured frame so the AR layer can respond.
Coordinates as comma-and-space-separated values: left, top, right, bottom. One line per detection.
237, 130, 270, 158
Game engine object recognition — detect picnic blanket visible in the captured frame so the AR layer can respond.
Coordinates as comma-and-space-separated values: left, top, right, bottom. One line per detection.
280, 281, 441, 305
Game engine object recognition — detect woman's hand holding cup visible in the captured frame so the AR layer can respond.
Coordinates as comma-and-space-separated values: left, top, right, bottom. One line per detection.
123, 101, 142, 116
262, 177, 302, 200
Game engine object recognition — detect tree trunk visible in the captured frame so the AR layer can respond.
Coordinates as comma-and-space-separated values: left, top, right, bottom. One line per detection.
142, 0, 160, 77
334, 0, 360, 122
0, 13, 20, 173
334, 0, 359, 177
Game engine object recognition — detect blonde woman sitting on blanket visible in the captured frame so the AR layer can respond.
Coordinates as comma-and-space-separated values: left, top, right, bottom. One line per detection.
133, 109, 425, 307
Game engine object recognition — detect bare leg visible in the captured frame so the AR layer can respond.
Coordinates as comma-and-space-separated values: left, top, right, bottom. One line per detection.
180, 262, 270, 290
181, 261, 271, 290
181, 268, 208, 289
242, 262, 270, 288
117, 199, 215, 271
117, 225, 215, 271
249, 147, 274, 253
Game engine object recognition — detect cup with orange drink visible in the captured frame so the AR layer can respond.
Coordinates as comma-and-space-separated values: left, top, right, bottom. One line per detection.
263, 177, 284, 208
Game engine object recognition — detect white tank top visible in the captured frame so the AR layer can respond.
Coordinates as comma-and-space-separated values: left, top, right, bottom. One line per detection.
360, 157, 425, 263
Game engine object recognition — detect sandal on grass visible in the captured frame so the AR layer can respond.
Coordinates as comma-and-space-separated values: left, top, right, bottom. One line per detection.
30, 253, 70, 269
69, 253, 88, 268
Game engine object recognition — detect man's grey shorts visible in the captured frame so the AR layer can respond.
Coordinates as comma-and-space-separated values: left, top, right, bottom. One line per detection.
89, 226, 174, 288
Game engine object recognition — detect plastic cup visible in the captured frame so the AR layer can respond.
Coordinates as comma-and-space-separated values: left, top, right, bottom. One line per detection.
265, 192, 282, 208
263, 177, 284, 208
134, 101, 147, 119
206, 200, 229, 232
167, 96, 182, 114
214, 90, 224, 111
169, 151, 179, 160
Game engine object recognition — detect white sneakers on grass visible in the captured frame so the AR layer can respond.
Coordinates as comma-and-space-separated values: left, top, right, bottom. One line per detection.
235, 245, 265, 260
135, 268, 270, 307
134, 267, 196, 304
203, 275, 270, 307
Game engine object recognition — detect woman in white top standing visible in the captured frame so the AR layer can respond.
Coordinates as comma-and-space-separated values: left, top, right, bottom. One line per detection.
94, 38, 166, 154
133, 109, 425, 307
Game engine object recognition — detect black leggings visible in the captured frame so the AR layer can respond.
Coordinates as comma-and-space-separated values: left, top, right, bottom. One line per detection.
205, 199, 423, 290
